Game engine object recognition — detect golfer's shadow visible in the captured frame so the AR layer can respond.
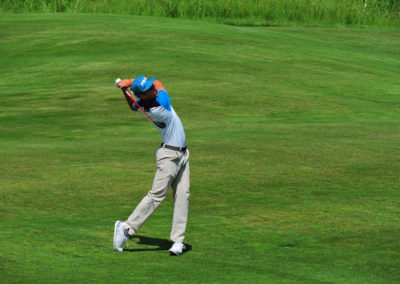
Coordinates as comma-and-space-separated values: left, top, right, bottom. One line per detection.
125, 235, 192, 255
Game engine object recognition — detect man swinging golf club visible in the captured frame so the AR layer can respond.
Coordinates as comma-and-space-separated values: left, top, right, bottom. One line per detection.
113, 75, 190, 256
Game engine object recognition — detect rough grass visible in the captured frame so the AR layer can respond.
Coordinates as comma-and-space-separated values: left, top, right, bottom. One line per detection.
0, 0, 399, 27
0, 13, 400, 283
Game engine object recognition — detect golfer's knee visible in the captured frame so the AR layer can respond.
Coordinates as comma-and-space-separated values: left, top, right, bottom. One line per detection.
148, 190, 167, 203
175, 190, 190, 202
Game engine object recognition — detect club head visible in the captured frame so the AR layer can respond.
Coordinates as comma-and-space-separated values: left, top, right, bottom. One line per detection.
155, 121, 166, 129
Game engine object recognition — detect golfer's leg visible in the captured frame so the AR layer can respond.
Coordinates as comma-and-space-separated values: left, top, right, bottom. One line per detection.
125, 149, 179, 235
170, 157, 190, 243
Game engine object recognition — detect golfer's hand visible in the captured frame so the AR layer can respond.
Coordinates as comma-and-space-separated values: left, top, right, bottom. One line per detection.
117, 79, 134, 89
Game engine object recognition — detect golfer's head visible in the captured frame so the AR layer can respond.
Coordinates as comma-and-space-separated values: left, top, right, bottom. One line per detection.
131, 75, 156, 98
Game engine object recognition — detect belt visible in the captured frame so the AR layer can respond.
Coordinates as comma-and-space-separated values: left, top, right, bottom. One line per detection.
161, 143, 187, 152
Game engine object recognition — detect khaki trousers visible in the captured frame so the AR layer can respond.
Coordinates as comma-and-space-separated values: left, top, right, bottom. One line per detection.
124, 147, 190, 243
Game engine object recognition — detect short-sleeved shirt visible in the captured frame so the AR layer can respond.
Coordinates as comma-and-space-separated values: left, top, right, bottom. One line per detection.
134, 90, 186, 147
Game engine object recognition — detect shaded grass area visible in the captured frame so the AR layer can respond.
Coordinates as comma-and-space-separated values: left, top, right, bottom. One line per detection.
0, 0, 400, 28
0, 14, 400, 283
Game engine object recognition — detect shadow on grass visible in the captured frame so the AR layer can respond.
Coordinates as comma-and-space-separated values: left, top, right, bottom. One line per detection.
124, 235, 192, 255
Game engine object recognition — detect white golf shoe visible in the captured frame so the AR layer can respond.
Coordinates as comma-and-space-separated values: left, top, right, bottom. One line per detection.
169, 242, 186, 256
113, 220, 128, 252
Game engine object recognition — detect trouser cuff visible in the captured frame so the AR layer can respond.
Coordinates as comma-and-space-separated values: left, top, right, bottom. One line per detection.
124, 223, 137, 237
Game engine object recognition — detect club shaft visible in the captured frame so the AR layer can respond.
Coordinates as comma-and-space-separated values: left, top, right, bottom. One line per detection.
121, 88, 157, 124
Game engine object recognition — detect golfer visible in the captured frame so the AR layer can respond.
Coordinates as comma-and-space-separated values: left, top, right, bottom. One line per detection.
113, 75, 190, 256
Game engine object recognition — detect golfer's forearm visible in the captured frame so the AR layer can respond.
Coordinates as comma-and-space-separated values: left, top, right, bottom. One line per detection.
123, 90, 136, 111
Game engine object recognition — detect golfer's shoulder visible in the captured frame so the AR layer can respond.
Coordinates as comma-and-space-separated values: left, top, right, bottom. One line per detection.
156, 90, 171, 111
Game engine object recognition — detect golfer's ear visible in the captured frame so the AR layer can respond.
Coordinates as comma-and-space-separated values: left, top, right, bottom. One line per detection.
153, 80, 166, 92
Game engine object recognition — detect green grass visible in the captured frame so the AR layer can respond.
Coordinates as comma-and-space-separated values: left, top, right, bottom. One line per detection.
1, 0, 400, 28
1, 13, 400, 283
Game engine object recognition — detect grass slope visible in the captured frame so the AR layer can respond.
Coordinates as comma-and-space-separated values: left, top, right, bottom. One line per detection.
0, 14, 399, 283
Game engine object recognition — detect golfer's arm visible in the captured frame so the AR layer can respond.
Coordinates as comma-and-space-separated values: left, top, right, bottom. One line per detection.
154, 80, 166, 92
123, 88, 137, 111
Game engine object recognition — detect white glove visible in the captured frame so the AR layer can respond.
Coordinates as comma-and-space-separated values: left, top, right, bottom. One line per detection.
115, 78, 121, 88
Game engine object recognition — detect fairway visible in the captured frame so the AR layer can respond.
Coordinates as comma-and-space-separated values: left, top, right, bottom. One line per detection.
1, 13, 399, 283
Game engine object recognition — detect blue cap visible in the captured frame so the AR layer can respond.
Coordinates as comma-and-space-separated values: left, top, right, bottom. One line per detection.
131, 75, 156, 93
